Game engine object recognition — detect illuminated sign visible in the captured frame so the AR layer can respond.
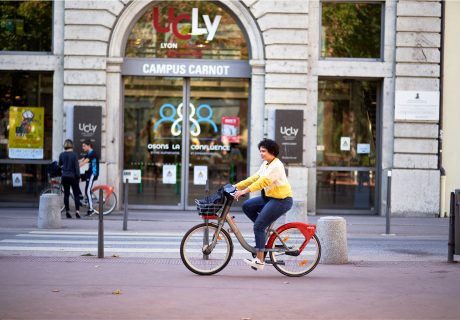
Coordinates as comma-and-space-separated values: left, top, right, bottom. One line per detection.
153, 7, 221, 41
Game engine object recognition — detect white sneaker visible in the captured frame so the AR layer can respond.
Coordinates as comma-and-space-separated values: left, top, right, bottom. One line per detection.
243, 257, 265, 270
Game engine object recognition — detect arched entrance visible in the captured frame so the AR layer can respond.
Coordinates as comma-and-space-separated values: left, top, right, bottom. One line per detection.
106, 1, 265, 210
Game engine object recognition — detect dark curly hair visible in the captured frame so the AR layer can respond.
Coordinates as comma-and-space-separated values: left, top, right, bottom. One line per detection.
258, 139, 279, 157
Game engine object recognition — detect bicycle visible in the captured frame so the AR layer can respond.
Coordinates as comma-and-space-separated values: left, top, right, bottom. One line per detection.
180, 184, 321, 277
41, 176, 118, 215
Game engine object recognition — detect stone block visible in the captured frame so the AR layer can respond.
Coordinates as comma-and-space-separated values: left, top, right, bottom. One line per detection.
394, 138, 438, 154
38, 194, 61, 229
257, 14, 308, 31
65, 0, 125, 14
395, 77, 439, 91
265, 60, 309, 74
391, 169, 440, 216
265, 74, 308, 89
396, 32, 441, 48
397, 17, 441, 32
263, 29, 308, 45
317, 61, 391, 78
64, 70, 107, 85
396, 47, 440, 63
65, 10, 116, 29
397, 1, 441, 17
265, 88, 307, 105
285, 200, 308, 224
64, 85, 106, 101
65, 25, 112, 42
64, 41, 108, 56
393, 154, 438, 169
64, 57, 107, 70
394, 123, 438, 138
266, 44, 308, 60
251, 0, 308, 19
316, 216, 348, 264
396, 63, 440, 77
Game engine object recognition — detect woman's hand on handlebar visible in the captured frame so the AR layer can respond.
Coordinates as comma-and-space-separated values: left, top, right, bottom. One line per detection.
233, 188, 249, 201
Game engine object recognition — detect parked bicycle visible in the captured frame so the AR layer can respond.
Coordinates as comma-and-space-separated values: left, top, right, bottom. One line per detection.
180, 184, 321, 277
41, 176, 117, 216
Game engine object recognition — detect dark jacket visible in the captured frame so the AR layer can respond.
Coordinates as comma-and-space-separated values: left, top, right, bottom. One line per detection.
58, 151, 80, 179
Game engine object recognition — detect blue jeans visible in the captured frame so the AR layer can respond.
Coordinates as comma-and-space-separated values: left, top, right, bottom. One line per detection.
242, 196, 293, 251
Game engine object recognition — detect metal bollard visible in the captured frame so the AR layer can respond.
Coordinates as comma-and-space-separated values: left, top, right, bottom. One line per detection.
98, 188, 104, 258
448, 192, 455, 262
123, 182, 128, 231
385, 170, 392, 235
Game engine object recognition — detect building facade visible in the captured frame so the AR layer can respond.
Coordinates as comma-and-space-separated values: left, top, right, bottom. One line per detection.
0, 0, 444, 216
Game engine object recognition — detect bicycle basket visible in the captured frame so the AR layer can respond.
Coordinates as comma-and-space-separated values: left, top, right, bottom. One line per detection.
195, 199, 224, 216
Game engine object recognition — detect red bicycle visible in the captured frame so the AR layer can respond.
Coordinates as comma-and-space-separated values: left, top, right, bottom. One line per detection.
180, 184, 321, 277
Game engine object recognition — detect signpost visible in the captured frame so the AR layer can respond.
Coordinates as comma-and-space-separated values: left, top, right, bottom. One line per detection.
122, 170, 142, 231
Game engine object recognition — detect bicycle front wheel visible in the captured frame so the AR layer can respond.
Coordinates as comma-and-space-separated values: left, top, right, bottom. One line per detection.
269, 228, 321, 277
180, 223, 233, 276
93, 190, 117, 215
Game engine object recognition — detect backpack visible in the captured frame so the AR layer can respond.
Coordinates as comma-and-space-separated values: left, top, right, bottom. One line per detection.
47, 161, 62, 178
196, 187, 225, 215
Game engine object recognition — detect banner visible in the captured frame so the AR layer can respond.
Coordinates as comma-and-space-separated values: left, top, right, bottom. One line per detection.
8, 106, 44, 159
73, 106, 102, 158
275, 110, 303, 164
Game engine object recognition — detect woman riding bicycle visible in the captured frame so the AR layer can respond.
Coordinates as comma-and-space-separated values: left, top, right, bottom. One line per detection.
233, 138, 293, 270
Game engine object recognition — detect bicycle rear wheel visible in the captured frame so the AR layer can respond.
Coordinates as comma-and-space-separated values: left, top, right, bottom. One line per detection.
93, 189, 117, 215
180, 223, 233, 275
268, 228, 321, 277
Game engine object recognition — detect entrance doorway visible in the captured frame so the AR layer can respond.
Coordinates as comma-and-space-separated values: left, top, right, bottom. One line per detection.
123, 76, 249, 209
316, 79, 380, 214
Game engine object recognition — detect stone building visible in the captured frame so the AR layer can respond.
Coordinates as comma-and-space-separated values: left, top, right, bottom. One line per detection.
0, 0, 446, 216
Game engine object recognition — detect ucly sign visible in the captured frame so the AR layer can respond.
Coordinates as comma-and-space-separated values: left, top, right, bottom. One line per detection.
153, 7, 221, 41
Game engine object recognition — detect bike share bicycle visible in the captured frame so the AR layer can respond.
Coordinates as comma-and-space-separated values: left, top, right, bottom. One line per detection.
180, 184, 321, 277
41, 162, 117, 215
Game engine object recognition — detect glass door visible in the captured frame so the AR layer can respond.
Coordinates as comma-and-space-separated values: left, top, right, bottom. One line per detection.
123, 76, 249, 209
187, 78, 249, 208
124, 76, 185, 208
316, 79, 379, 214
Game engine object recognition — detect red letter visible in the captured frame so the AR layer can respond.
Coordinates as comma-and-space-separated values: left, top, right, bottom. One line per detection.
153, 7, 175, 33
172, 13, 191, 40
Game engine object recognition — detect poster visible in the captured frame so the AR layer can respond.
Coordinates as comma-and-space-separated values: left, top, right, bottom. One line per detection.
221, 117, 240, 143
12, 173, 22, 187
340, 137, 351, 151
163, 164, 176, 184
194, 165, 208, 185
73, 106, 102, 158
8, 106, 44, 159
274, 110, 303, 163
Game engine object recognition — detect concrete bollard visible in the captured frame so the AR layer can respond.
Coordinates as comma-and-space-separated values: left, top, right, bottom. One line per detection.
317, 216, 348, 264
37, 194, 61, 229
285, 200, 308, 224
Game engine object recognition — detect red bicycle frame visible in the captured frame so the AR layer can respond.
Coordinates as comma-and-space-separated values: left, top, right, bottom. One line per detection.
266, 222, 316, 254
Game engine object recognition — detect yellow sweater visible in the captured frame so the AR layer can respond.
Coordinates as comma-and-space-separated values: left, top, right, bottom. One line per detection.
235, 158, 292, 199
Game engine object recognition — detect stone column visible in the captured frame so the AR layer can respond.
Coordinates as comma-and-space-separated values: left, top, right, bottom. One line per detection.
106, 57, 124, 204
249, 60, 265, 175
317, 216, 348, 264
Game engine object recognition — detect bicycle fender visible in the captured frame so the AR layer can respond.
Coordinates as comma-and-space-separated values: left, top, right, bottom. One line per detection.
92, 185, 113, 195
266, 222, 316, 250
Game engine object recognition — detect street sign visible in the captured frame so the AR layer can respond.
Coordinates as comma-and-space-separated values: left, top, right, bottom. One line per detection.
123, 170, 141, 184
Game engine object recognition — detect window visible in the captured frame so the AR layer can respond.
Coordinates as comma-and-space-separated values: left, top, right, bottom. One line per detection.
0, 71, 53, 205
0, 0, 52, 52
321, 2, 383, 59
126, 1, 248, 60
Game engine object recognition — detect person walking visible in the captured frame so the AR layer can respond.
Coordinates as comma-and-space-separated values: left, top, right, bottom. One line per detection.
58, 139, 81, 219
80, 140, 99, 216
233, 139, 293, 270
